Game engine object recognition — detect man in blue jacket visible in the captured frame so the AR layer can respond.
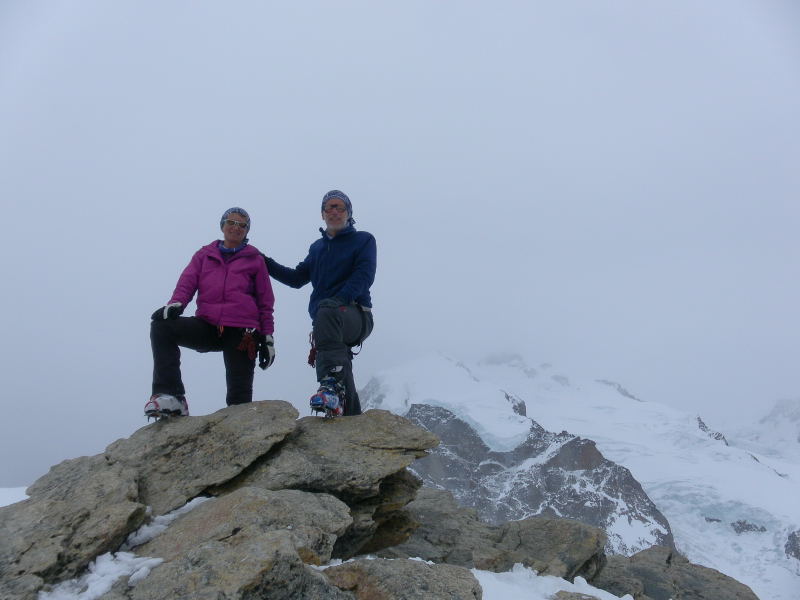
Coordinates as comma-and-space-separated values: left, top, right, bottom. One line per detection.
265, 190, 376, 416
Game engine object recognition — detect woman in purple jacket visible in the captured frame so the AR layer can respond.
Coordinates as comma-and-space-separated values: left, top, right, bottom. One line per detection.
145, 208, 275, 419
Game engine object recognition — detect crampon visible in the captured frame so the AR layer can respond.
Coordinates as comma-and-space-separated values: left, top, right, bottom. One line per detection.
310, 378, 344, 418
145, 393, 189, 421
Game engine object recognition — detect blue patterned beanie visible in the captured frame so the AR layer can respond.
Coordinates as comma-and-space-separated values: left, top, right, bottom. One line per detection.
321, 190, 354, 224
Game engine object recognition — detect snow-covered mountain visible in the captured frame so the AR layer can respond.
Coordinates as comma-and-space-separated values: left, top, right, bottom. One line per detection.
365, 390, 674, 556
361, 353, 800, 600
729, 397, 800, 463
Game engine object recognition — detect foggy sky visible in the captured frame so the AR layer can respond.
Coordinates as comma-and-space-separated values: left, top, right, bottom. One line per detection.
1, 1, 799, 485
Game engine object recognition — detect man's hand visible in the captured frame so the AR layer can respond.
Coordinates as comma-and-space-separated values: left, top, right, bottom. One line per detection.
318, 297, 346, 310
258, 334, 275, 370
151, 302, 184, 321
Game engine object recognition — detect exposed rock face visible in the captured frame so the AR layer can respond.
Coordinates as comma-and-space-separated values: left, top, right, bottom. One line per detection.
697, 416, 729, 445
380, 488, 607, 582
502, 389, 527, 416
591, 546, 759, 600
730, 520, 766, 534
785, 530, 800, 562
401, 403, 674, 554
596, 379, 644, 402
324, 558, 483, 599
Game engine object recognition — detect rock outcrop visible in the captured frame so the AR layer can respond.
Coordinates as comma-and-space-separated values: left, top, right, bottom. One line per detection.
786, 530, 800, 562
592, 546, 759, 600
0, 403, 438, 600
379, 487, 606, 581
0, 400, 760, 600
0, 454, 145, 600
104, 487, 355, 600
730, 519, 767, 534
697, 416, 729, 445
324, 558, 482, 600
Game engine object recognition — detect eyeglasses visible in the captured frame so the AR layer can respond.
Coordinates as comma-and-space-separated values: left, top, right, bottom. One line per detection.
324, 204, 347, 214
224, 219, 249, 228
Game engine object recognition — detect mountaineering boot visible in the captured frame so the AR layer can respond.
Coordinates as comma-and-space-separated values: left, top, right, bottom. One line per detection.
145, 393, 189, 420
309, 376, 344, 418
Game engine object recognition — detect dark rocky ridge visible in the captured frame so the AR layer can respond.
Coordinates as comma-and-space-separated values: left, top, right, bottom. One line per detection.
785, 530, 800, 562
398, 402, 675, 555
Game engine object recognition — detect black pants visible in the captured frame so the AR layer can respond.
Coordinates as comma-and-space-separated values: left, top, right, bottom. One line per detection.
151, 317, 256, 406
313, 304, 374, 416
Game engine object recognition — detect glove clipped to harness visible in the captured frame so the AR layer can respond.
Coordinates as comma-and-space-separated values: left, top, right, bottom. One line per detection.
258, 334, 275, 370
151, 302, 184, 321
237, 330, 275, 370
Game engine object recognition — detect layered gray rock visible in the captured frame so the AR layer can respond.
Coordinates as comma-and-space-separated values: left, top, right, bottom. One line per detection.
399, 403, 673, 554
132, 487, 352, 565
225, 409, 435, 499
103, 534, 354, 600
218, 409, 438, 558
379, 488, 606, 582
104, 487, 355, 599
0, 455, 146, 600
1, 404, 437, 600
324, 558, 482, 600
105, 399, 299, 515
591, 546, 759, 600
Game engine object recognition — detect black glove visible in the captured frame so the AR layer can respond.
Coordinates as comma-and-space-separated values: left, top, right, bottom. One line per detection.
151, 302, 184, 321
318, 297, 346, 310
258, 334, 275, 370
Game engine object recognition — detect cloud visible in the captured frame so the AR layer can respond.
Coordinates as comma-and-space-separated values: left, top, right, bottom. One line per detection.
1, 1, 798, 485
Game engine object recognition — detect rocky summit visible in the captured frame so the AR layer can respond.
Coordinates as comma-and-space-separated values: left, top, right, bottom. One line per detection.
0, 401, 758, 600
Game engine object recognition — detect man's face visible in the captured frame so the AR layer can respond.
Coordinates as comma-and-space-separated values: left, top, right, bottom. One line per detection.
322, 198, 349, 233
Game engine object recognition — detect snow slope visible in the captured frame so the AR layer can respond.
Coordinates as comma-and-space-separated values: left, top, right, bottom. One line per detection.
365, 352, 800, 600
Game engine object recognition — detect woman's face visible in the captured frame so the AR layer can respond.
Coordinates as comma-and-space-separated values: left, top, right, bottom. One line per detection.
222, 213, 249, 248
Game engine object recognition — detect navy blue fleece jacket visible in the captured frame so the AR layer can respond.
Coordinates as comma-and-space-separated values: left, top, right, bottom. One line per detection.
265, 225, 377, 320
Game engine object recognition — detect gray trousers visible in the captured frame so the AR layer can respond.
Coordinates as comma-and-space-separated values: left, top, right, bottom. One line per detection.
313, 304, 374, 416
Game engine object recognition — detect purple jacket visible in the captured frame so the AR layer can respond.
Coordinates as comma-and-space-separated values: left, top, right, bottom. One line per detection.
169, 241, 275, 335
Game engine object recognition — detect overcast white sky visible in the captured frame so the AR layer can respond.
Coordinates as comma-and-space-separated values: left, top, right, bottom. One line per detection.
1, 1, 798, 486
